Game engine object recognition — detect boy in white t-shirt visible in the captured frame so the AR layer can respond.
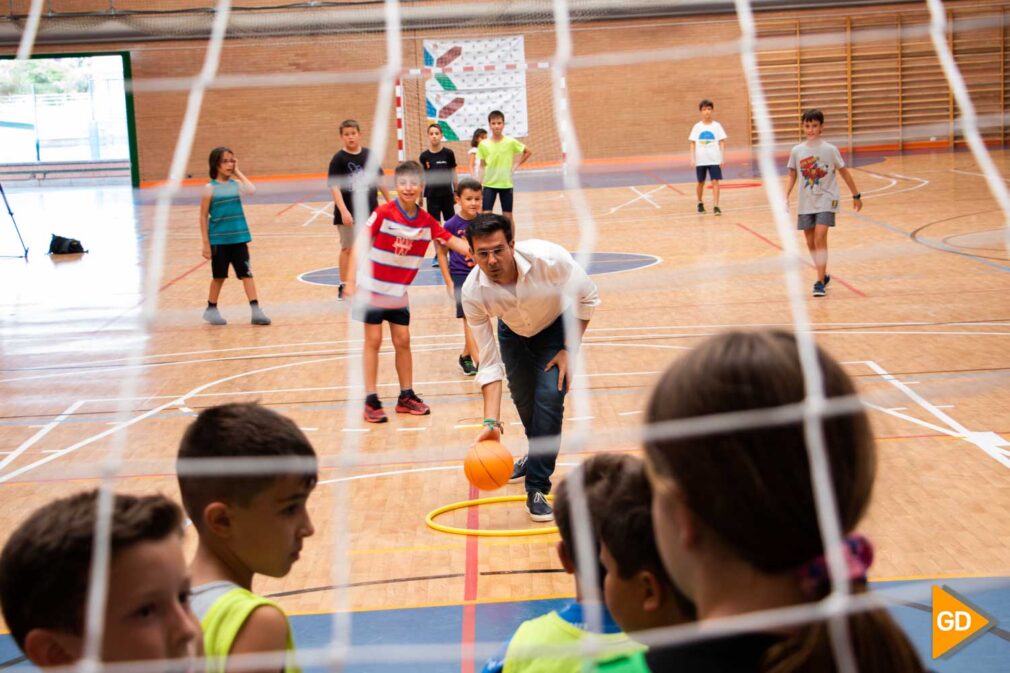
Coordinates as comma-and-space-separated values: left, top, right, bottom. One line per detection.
785, 108, 863, 297
688, 99, 727, 215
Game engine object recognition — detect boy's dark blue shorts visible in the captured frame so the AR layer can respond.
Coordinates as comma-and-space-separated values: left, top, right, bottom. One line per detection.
482, 186, 514, 213
696, 165, 723, 182
451, 273, 469, 319
211, 243, 252, 279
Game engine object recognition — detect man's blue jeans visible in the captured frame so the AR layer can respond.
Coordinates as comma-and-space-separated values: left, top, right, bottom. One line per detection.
498, 315, 567, 494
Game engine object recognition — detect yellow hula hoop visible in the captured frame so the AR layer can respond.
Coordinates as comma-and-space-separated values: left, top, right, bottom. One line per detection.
425, 495, 559, 537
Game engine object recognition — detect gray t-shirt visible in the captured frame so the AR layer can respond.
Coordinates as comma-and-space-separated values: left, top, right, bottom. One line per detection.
787, 140, 845, 214
190, 580, 240, 621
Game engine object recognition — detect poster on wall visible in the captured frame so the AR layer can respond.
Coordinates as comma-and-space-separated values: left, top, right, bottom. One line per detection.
422, 36, 529, 141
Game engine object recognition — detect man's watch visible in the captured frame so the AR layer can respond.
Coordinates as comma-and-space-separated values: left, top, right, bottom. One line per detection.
853, 193, 862, 200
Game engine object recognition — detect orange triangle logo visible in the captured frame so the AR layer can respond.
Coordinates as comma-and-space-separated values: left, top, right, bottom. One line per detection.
932, 585, 996, 659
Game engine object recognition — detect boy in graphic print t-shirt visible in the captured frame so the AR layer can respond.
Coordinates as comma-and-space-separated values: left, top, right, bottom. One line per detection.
344, 160, 472, 423
688, 99, 727, 215
785, 108, 863, 298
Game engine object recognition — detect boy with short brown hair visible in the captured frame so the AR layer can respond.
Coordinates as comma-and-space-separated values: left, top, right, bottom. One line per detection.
0, 490, 199, 669
177, 402, 318, 673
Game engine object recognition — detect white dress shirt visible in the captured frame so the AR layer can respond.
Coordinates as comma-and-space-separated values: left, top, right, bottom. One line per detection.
461, 239, 601, 387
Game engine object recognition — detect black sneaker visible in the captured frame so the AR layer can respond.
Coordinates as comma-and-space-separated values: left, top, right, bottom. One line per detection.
823, 274, 831, 288
508, 455, 528, 484
526, 491, 554, 522
812, 281, 826, 297
697, 202, 705, 214
458, 355, 477, 376
713, 206, 722, 216
338, 283, 345, 301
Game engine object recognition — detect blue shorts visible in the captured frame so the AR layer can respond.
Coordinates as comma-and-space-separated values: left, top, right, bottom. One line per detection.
696, 165, 723, 182
797, 212, 836, 230
451, 273, 468, 319
482, 186, 514, 213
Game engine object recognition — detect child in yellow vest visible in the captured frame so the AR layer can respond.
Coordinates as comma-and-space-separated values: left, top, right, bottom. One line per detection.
481, 454, 644, 673
177, 403, 317, 673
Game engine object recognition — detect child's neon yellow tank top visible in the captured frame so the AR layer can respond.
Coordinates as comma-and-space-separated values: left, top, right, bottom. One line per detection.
192, 581, 300, 673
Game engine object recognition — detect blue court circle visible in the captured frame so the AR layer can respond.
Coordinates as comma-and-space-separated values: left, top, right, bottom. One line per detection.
298, 251, 659, 287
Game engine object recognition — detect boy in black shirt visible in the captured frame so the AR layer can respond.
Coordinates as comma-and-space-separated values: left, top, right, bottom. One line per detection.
328, 119, 390, 300
419, 124, 458, 266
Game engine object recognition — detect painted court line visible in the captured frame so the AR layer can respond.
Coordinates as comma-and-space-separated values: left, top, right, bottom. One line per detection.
860, 360, 1010, 471
607, 185, 665, 213
0, 400, 84, 475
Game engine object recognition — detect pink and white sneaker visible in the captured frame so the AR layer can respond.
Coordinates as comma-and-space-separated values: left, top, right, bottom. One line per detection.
395, 392, 430, 415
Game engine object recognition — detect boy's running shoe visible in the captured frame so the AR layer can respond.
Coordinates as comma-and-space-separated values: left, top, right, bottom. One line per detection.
364, 400, 388, 423
459, 355, 477, 376
713, 206, 722, 216
812, 281, 826, 297
250, 305, 271, 325
203, 306, 227, 325
697, 202, 705, 213
823, 274, 831, 288
396, 391, 431, 415
338, 283, 345, 301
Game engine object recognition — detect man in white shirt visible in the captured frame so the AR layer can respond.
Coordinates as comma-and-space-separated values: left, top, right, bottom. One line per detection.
462, 214, 601, 521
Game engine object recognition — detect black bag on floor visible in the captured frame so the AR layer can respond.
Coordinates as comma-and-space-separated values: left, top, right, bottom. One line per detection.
49, 234, 86, 254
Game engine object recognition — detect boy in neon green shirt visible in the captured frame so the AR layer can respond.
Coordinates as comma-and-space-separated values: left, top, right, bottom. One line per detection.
476, 109, 532, 229
480, 454, 643, 673
178, 403, 318, 673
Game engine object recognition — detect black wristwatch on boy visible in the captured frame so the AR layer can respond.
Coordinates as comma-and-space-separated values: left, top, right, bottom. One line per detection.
853, 193, 862, 201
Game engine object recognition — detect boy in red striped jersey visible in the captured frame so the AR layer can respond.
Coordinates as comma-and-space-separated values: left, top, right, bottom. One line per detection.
346, 160, 473, 423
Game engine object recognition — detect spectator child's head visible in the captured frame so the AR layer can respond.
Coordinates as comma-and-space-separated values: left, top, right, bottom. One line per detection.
393, 160, 424, 210
177, 403, 317, 580
0, 491, 199, 668
698, 99, 714, 123
209, 146, 235, 180
487, 110, 506, 138
554, 454, 640, 599
802, 108, 825, 140
466, 213, 514, 285
454, 178, 482, 220
339, 119, 362, 152
597, 456, 695, 633
471, 127, 488, 148
427, 123, 444, 149
644, 330, 924, 672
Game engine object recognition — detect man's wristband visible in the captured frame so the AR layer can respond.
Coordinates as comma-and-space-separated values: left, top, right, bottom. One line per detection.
483, 418, 503, 433
853, 193, 861, 200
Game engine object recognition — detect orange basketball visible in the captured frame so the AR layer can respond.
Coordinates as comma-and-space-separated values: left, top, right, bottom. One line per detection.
463, 440, 514, 491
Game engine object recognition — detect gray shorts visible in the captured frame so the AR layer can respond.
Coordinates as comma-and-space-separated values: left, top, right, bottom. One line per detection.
797, 212, 836, 230
335, 223, 354, 248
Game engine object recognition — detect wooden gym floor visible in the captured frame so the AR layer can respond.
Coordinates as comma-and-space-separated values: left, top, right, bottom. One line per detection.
0, 148, 1009, 668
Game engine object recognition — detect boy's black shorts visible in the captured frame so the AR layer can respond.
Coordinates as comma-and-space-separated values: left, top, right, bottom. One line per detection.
425, 194, 455, 223
353, 305, 411, 326
482, 186, 514, 213
211, 243, 252, 279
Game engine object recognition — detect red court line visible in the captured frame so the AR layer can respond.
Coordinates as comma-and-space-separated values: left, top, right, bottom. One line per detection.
276, 191, 321, 216
732, 222, 869, 298
460, 483, 480, 673
645, 170, 686, 196
159, 260, 208, 292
